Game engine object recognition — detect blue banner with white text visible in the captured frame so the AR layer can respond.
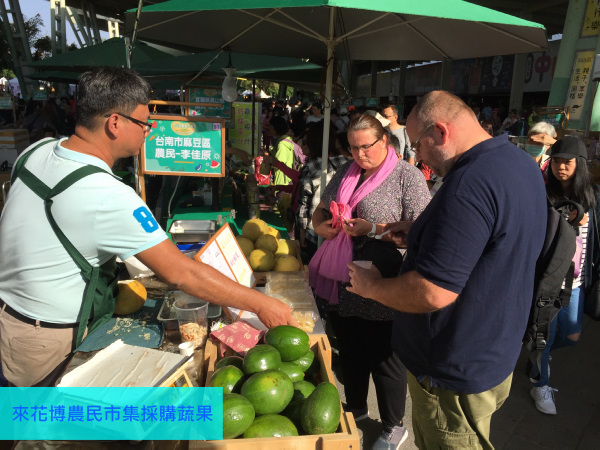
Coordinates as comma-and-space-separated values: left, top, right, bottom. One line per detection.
1, 387, 223, 440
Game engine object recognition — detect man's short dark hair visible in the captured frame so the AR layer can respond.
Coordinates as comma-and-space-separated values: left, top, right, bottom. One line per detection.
76, 67, 151, 131
383, 104, 398, 116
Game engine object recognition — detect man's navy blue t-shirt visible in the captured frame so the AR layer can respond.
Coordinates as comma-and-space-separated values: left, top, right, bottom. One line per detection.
393, 135, 546, 394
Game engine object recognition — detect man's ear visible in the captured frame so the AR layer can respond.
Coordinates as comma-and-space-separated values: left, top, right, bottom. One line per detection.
104, 114, 119, 138
435, 122, 450, 145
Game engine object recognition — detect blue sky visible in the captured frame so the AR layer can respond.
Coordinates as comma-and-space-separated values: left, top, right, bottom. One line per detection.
21, 0, 75, 44
21, 0, 108, 47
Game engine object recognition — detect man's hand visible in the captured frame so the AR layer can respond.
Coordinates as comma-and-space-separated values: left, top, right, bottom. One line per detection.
314, 219, 342, 240
347, 261, 382, 298
529, 133, 556, 147
255, 297, 298, 328
383, 221, 414, 247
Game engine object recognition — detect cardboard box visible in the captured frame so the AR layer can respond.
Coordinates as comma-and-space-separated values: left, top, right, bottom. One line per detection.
0, 128, 29, 148
194, 334, 360, 449
0, 129, 29, 165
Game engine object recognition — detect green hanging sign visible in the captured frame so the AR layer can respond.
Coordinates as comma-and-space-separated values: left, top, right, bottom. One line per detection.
188, 87, 232, 118
32, 90, 48, 101
0, 96, 13, 109
142, 115, 225, 177
366, 97, 379, 107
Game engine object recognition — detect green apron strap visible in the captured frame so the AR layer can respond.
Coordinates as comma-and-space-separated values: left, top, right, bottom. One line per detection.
16, 167, 51, 199
39, 165, 112, 346
13, 146, 117, 347
75, 266, 101, 347
11, 139, 58, 185
43, 166, 108, 277
48, 165, 107, 198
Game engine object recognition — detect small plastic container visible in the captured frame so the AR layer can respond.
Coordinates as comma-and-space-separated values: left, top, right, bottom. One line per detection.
173, 297, 208, 348
178, 341, 195, 356
291, 309, 318, 333
352, 260, 373, 269
266, 271, 307, 285
269, 291, 314, 309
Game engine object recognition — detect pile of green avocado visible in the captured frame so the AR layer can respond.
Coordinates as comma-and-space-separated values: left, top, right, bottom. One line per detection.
208, 325, 342, 439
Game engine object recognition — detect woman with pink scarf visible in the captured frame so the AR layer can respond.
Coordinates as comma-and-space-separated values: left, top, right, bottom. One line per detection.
309, 114, 430, 449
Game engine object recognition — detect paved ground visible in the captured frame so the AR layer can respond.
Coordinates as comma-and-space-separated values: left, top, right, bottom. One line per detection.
332, 315, 600, 449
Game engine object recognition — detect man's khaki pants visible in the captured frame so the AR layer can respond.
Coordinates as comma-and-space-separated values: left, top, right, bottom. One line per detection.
408, 371, 512, 450
0, 303, 78, 387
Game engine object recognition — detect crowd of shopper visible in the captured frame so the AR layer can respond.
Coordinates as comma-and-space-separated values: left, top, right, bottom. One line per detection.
257, 91, 595, 449
2, 70, 596, 449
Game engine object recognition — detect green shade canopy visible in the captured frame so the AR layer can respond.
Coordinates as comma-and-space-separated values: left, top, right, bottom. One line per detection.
27, 37, 176, 71
26, 71, 83, 83
125, 0, 547, 63
134, 50, 321, 78
124, 0, 548, 198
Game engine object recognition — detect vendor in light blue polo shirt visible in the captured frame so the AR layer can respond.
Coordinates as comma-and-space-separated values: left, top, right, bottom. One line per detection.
0, 67, 296, 387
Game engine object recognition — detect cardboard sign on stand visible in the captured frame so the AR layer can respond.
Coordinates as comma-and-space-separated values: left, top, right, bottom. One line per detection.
194, 223, 256, 289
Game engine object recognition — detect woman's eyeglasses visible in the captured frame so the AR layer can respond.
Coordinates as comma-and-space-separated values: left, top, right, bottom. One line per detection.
349, 138, 380, 153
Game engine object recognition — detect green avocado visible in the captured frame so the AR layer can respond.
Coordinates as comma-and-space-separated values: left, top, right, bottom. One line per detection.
290, 349, 315, 372
243, 414, 298, 438
242, 344, 282, 375
215, 355, 244, 371
282, 381, 316, 431
300, 382, 341, 435
292, 380, 316, 401
223, 393, 255, 439
209, 365, 245, 394
279, 362, 305, 382
240, 369, 294, 415
264, 325, 310, 361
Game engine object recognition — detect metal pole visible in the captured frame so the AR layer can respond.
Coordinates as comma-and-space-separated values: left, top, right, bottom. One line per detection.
318, 7, 336, 247
252, 79, 257, 157
586, 80, 599, 138
128, 0, 145, 66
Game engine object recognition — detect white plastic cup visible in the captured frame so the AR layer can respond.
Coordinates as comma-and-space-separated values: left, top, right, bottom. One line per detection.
353, 260, 373, 269
178, 341, 195, 356
174, 298, 208, 348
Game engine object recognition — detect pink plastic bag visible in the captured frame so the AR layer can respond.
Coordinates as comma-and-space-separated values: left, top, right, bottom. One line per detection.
330, 201, 351, 229
254, 156, 271, 185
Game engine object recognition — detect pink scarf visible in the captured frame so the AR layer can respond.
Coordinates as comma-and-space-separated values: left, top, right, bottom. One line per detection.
309, 146, 398, 304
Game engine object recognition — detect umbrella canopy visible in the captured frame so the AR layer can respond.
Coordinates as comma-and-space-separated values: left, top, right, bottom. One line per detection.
125, 0, 548, 207
26, 70, 83, 83
133, 50, 322, 78
27, 37, 176, 71
125, 0, 547, 63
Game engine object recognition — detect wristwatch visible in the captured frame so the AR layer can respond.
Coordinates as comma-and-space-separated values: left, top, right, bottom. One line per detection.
367, 222, 377, 238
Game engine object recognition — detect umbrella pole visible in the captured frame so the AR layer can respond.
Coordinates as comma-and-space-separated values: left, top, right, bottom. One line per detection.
318, 8, 336, 247
252, 79, 256, 157
128, 0, 145, 66
126, 0, 144, 197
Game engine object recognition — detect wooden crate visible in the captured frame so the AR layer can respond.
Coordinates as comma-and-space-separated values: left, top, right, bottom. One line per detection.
192, 334, 360, 449
253, 239, 305, 285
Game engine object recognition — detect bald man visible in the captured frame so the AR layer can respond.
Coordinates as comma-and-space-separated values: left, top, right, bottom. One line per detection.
347, 91, 546, 448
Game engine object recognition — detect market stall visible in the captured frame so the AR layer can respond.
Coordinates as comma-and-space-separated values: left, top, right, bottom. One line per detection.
53, 227, 340, 446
